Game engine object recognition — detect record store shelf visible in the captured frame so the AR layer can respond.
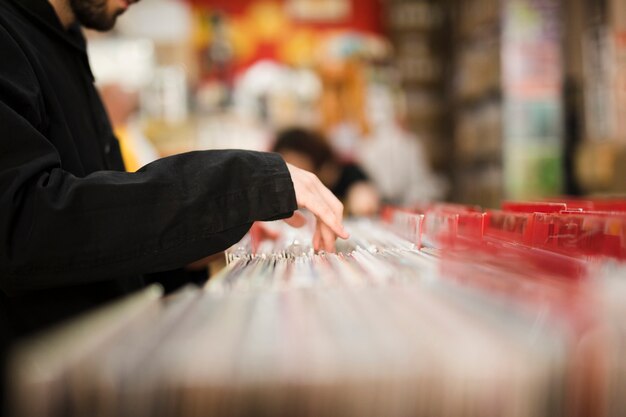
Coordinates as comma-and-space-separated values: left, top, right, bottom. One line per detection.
9, 200, 626, 417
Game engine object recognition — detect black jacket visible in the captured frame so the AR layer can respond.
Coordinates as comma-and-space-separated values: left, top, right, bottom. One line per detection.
0, 0, 297, 338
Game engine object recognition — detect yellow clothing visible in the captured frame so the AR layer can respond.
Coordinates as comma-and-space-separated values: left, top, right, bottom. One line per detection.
115, 126, 141, 172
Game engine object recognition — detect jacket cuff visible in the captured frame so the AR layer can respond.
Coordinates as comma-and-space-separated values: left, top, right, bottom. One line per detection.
257, 152, 298, 221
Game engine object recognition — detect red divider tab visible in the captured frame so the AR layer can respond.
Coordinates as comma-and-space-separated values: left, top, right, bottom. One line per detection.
502, 201, 567, 213
531, 212, 626, 259
484, 210, 536, 245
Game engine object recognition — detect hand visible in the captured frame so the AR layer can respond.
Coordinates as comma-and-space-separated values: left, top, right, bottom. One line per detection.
286, 163, 349, 252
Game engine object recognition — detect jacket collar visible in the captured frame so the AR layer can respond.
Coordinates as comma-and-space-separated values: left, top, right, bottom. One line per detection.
8, 0, 88, 55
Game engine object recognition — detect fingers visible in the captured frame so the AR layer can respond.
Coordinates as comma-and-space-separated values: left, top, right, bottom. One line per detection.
286, 163, 350, 252
312, 219, 340, 253
310, 204, 340, 252
303, 176, 348, 239
313, 221, 322, 252
317, 178, 345, 218
312, 202, 341, 234
319, 222, 337, 252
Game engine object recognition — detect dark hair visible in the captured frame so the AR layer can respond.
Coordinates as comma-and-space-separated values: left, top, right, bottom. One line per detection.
272, 128, 336, 171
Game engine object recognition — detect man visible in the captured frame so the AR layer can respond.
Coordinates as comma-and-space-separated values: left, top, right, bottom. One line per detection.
0, 0, 348, 341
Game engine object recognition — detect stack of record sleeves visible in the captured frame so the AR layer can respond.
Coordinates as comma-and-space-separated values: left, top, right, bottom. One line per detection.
9, 201, 626, 417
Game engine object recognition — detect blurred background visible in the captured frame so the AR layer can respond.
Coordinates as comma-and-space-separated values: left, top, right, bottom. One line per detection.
90, 0, 626, 209
8, 4, 626, 415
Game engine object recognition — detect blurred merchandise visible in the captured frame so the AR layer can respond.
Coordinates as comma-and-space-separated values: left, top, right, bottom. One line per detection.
286, 0, 351, 22
576, 0, 626, 194
387, 0, 443, 31
575, 141, 626, 194
88, 38, 155, 90
142, 66, 189, 125
193, 10, 237, 109
451, 0, 564, 207
196, 112, 271, 152
116, 0, 193, 43
188, 0, 381, 75
315, 32, 392, 156
501, 0, 563, 200
385, 0, 449, 176
10, 201, 626, 416
141, 66, 197, 156
117, 0, 198, 83
82, 0, 626, 205
233, 60, 321, 129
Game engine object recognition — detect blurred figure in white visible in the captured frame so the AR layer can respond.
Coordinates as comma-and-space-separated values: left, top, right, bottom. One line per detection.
359, 82, 446, 205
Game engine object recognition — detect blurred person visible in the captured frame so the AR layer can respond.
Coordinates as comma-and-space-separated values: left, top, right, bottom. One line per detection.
358, 82, 446, 205
273, 128, 380, 216
0, 0, 348, 356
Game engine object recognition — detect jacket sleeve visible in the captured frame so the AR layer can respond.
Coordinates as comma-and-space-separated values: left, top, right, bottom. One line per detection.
0, 30, 296, 293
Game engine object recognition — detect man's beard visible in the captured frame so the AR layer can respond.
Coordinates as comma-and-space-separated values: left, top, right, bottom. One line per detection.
69, 0, 120, 31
